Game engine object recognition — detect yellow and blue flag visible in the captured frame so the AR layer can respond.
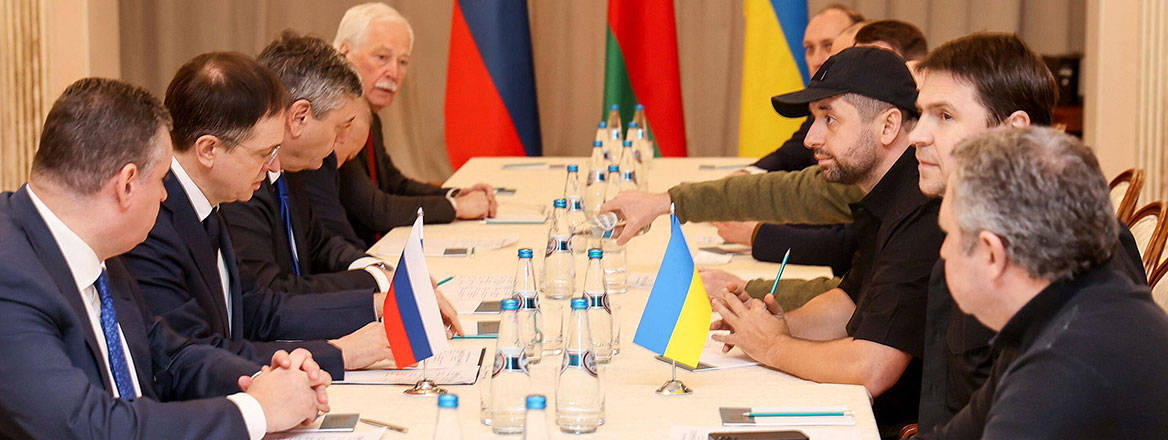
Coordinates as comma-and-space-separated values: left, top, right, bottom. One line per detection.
633, 214, 711, 368
738, 0, 808, 158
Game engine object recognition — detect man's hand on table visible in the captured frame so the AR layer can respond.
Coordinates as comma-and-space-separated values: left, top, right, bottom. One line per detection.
710, 290, 789, 366
460, 183, 498, 217
239, 348, 333, 432
329, 321, 392, 370
431, 276, 464, 337
599, 190, 671, 245
711, 221, 758, 246
699, 268, 747, 302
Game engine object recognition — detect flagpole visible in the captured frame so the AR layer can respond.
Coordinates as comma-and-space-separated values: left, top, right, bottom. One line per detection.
656, 358, 692, 395
403, 206, 446, 396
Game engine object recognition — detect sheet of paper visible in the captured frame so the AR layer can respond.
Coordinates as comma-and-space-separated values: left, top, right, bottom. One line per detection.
370, 234, 519, 258
265, 427, 385, 440
669, 425, 861, 440
441, 274, 516, 313
363, 346, 485, 370
339, 365, 481, 385
485, 201, 547, 224
697, 332, 759, 370
693, 249, 733, 265
627, 271, 655, 290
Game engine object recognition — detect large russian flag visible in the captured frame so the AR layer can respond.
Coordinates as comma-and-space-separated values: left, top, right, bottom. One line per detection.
382, 214, 448, 368
603, 0, 687, 157
633, 214, 711, 368
738, 0, 808, 158
444, 0, 542, 170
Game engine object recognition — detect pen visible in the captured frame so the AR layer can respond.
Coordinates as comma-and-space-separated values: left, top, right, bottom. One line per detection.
453, 334, 498, 339
359, 417, 408, 433
744, 411, 850, 418
435, 276, 454, 287
768, 249, 791, 295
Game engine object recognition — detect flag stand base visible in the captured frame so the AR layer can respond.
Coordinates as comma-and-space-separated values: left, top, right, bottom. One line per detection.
404, 378, 447, 396
655, 360, 692, 395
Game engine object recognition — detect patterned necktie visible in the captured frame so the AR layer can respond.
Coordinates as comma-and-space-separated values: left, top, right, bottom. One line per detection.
94, 269, 136, 400
273, 176, 302, 276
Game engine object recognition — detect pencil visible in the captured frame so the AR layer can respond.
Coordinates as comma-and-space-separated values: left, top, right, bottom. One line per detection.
768, 249, 791, 295
359, 417, 408, 432
435, 276, 454, 287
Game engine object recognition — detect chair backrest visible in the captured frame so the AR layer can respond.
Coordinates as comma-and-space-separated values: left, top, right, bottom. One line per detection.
1126, 201, 1168, 279
1110, 169, 1146, 223
1149, 261, 1168, 313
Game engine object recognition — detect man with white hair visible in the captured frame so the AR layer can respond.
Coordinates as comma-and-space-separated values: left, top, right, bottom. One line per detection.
322, 3, 496, 246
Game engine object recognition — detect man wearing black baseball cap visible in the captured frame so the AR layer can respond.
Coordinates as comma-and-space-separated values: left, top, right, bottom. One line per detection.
711, 47, 942, 436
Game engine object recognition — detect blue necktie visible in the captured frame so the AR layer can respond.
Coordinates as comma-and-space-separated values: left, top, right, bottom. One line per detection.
274, 176, 302, 276
95, 269, 136, 400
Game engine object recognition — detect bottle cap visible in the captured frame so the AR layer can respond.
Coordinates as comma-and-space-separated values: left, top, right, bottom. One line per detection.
629, 121, 638, 128
610, 104, 619, 111
501, 298, 520, 311
599, 121, 607, 128
526, 395, 547, 410
636, 103, 644, 110
624, 140, 633, 147
571, 298, 588, 309
438, 393, 458, 408
567, 164, 579, 172
518, 248, 533, 259
593, 140, 603, 147
607, 164, 619, 172
588, 248, 603, 259
553, 198, 567, 208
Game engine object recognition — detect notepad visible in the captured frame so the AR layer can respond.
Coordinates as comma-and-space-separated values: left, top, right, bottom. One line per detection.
719, 406, 855, 427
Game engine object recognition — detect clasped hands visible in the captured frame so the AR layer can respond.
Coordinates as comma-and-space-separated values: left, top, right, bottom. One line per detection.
454, 182, 498, 219
238, 348, 332, 433
709, 281, 790, 365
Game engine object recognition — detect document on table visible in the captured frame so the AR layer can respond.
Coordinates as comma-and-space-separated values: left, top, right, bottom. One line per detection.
340, 347, 485, 385
657, 333, 759, 371
693, 249, 734, 265
441, 274, 516, 313
368, 234, 519, 258
669, 425, 861, 440
628, 272, 656, 290
265, 428, 385, 440
485, 201, 547, 224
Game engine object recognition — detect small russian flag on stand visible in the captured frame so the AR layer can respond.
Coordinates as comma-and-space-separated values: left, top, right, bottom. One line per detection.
382, 210, 448, 367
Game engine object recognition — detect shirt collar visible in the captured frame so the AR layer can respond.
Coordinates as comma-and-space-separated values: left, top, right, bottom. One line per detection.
170, 157, 215, 222
26, 186, 105, 292
267, 170, 282, 184
852, 147, 926, 222
991, 267, 1108, 351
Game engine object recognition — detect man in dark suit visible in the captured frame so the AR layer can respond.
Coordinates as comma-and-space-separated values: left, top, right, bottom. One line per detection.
0, 77, 329, 439
123, 50, 393, 381
220, 33, 461, 332
329, 2, 496, 246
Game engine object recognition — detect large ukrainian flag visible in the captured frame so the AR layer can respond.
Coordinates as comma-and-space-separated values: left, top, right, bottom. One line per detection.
633, 214, 711, 368
738, 0, 809, 158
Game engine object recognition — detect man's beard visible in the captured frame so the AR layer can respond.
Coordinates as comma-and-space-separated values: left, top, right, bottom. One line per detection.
816, 130, 879, 185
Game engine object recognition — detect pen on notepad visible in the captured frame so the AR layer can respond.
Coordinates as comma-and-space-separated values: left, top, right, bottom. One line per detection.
744, 410, 851, 417
453, 334, 497, 339
767, 249, 791, 295
435, 276, 454, 287
359, 417, 408, 432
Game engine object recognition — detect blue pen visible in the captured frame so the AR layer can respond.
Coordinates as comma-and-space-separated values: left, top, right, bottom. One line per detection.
745, 410, 849, 417
768, 249, 791, 295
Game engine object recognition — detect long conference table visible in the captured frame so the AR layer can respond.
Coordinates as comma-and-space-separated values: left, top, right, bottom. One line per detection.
326, 157, 878, 439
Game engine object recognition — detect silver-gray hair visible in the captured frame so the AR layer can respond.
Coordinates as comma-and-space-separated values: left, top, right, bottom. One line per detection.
259, 31, 363, 118
333, 3, 414, 53
950, 126, 1118, 281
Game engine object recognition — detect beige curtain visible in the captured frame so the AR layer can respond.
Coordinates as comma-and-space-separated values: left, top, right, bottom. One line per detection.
115, 0, 1083, 183
1, 0, 49, 191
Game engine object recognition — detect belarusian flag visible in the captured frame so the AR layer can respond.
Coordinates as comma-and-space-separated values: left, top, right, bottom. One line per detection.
603, 0, 687, 157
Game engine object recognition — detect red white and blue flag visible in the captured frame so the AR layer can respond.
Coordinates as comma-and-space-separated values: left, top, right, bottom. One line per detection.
444, 0, 542, 170
382, 213, 448, 367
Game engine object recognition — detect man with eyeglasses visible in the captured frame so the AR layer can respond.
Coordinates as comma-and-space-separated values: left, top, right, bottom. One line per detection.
123, 50, 394, 381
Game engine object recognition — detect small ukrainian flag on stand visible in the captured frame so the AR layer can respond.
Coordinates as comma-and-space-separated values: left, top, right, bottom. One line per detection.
634, 211, 711, 394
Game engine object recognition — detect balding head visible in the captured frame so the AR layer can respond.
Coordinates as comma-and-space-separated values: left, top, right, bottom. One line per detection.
804, 5, 864, 75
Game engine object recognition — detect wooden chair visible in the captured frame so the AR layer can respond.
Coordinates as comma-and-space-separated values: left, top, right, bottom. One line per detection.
1110, 169, 1145, 223
1150, 261, 1168, 313
1126, 201, 1168, 280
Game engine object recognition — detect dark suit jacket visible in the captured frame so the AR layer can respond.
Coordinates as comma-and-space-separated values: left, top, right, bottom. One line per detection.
221, 173, 379, 295
124, 173, 378, 379
287, 153, 366, 249
0, 186, 259, 439
750, 117, 816, 172
334, 113, 456, 246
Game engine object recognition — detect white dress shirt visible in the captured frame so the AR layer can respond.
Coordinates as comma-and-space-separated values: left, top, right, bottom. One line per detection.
26, 185, 267, 439
171, 158, 233, 331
